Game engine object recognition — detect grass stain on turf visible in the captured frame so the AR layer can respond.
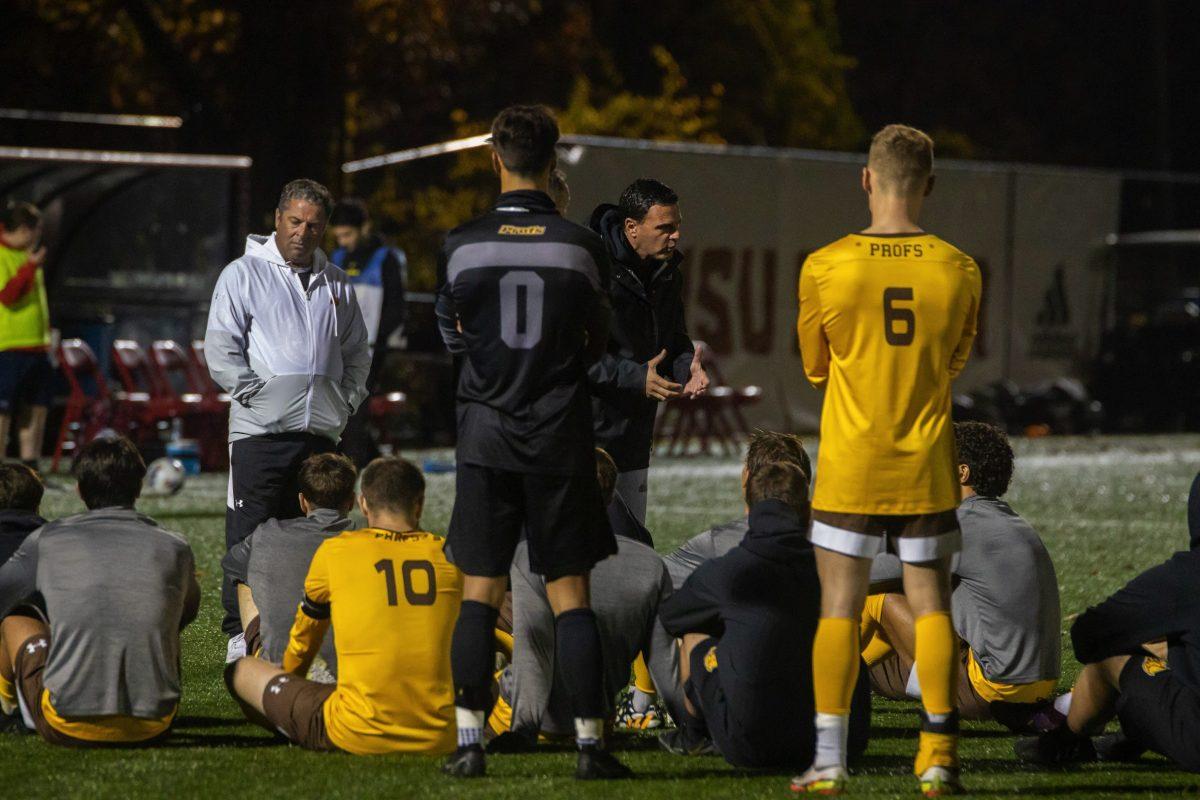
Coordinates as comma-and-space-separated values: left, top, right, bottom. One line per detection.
3, 435, 1199, 798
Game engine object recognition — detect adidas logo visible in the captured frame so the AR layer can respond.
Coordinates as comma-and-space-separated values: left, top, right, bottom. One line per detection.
1036, 264, 1070, 326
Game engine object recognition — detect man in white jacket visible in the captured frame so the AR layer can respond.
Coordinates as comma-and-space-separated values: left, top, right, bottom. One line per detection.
206, 179, 369, 646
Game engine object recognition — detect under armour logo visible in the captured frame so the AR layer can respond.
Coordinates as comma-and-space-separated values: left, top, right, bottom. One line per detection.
269, 684, 282, 694
236, 499, 244, 508
25, 639, 47, 655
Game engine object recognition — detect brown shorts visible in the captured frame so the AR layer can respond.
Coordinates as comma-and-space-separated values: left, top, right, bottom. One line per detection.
13, 634, 170, 748
811, 509, 960, 563
244, 616, 264, 659
261, 673, 339, 752
867, 644, 990, 722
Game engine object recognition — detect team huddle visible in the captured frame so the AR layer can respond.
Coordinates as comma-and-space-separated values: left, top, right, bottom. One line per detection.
1, 104, 1199, 796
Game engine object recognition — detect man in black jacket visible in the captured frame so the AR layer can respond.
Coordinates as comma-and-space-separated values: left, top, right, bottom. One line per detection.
1016, 471, 1200, 771
658, 459, 870, 769
0, 463, 44, 566
589, 180, 708, 524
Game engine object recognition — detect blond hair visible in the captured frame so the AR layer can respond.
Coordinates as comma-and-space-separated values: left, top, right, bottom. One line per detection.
867, 124, 934, 195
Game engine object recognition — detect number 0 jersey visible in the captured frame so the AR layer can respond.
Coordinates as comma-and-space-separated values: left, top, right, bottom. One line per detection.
282, 528, 462, 755
797, 233, 981, 515
435, 190, 611, 476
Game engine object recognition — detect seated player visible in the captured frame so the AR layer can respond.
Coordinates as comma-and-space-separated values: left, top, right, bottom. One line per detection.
487, 448, 678, 748
662, 430, 812, 589
226, 456, 463, 755
0, 436, 200, 746
658, 460, 870, 769
1016, 470, 1200, 771
222, 452, 357, 674
0, 463, 46, 566
860, 422, 1061, 731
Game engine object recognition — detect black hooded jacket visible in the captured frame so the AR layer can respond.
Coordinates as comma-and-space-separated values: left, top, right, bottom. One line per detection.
1071, 471, 1200, 693
658, 500, 821, 768
587, 203, 695, 471
0, 509, 45, 566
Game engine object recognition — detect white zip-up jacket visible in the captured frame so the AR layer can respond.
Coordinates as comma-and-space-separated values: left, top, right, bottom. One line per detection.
205, 234, 370, 443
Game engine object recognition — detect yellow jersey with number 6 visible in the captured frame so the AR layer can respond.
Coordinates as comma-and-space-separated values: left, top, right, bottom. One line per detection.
797, 233, 981, 515
283, 529, 462, 755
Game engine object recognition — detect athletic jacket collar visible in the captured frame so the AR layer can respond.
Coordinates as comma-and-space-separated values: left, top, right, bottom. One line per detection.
493, 190, 557, 214
244, 233, 329, 276
0, 509, 46, 536
305, 506, 353, 531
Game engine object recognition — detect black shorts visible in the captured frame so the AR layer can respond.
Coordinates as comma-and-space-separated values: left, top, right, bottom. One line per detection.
0, 350, 54, 413
1117, 656, 1200, 772
446, 463, 616, 580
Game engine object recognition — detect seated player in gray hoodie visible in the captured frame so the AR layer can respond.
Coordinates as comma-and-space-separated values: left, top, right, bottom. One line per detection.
0, 436, 199, 746
859, 422, 1062, 732
222, 452, 357, 676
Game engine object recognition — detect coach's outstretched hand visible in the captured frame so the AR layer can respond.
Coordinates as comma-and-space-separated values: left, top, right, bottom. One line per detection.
682, 346, 710, 399
645, 349, 683, 401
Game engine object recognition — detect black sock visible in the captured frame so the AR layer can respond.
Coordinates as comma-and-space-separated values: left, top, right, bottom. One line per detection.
555, 608, 606, 723
450, 600, 498, 714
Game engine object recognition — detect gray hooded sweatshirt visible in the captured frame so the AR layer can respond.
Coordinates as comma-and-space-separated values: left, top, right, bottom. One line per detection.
205, 233, 371, 443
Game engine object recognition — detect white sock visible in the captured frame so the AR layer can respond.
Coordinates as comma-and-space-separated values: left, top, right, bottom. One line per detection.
905, 665, 923, 700
631, 688, 653, 713
1054, 692, 1073, 717
456, 707, 485, 748
225, 633, 246, 664
813, 712, 848, 770
576, 717, 603, 747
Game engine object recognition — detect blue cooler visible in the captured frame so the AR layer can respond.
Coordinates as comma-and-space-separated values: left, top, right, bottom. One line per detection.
166, 439, 202, 475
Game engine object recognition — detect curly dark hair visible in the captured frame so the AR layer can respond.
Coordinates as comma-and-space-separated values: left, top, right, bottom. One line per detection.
954, 421, 1014, 498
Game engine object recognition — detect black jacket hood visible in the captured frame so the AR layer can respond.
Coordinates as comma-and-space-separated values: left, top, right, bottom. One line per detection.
589, 203, 682, 275
739, 500, 813, 565
0, 509, 46, 536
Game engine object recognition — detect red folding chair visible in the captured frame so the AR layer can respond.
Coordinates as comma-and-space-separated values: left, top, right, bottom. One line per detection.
153, 339, 229, 469
53, 339, 114, 471
190, 339, 232, 405
110, 339, 179, 447
654, 342, 761, 457
368, 391, 408, 451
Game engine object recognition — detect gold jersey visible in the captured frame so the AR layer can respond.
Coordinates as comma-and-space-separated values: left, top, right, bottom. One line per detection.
797, 233, 980, 514
282, 528, 462, 755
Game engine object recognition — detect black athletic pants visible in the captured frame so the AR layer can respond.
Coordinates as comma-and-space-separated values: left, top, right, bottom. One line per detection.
222, 432, 337, 635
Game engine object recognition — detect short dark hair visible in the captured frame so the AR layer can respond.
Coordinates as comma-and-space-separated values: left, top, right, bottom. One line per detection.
745, 461, 810, 521
298, 453, 357, 512
278, 179, 333, 218
618, 178, 679, 223
2, 200, 41, 232
328, 197, 369, 229
954, 421, 1014, 498
595, 448, 618, 507
745, 430, 812, 482
490, 105, 559, 176
73, 435, 146, 509
360, 456, 425, 522
0, 463, 43, 512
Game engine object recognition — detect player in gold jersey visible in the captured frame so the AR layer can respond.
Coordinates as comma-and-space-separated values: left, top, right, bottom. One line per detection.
792, 125, 981, 797
227, 457, 462, 755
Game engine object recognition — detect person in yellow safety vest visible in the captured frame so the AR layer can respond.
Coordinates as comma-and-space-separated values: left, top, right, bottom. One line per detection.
0, 201, 52, 475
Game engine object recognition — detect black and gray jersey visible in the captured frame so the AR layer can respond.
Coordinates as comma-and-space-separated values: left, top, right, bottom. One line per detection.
436, 190, 611, 476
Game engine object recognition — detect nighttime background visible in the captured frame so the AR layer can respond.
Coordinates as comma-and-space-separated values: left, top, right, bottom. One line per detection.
3, 0, 1198, 226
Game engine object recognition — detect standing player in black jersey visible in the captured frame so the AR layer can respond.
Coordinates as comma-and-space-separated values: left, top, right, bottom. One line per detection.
435, 105, 629, 780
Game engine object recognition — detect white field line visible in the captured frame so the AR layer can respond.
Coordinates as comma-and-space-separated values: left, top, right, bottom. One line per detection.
649, 449, 1200, 479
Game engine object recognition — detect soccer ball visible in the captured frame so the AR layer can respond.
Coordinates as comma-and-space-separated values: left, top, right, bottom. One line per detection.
144, 458, 187, 496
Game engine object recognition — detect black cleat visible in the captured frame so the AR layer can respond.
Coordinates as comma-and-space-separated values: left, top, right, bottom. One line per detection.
0, 713, 29, 735
1014, 727, 1096, 766
1094, 732, 1147, 763
657, 727, 717, 756
442, 744, 486, 777
575, 744, 633, 780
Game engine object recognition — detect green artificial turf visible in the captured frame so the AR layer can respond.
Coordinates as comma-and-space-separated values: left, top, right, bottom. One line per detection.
3, 435, 1199, 798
